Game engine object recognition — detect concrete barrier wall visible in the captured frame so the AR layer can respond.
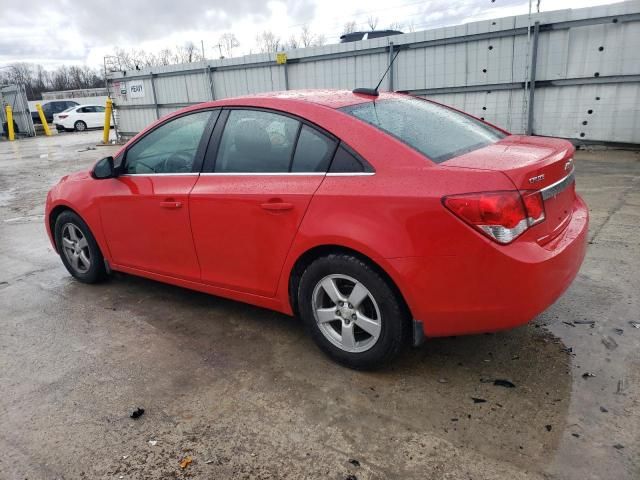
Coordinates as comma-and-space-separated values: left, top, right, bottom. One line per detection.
106, 1, 640, 144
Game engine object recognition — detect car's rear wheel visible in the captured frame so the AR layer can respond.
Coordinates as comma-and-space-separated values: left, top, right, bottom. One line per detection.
74, 120, 87, 132
298, 253, 409, 370
54, 210, 106, 283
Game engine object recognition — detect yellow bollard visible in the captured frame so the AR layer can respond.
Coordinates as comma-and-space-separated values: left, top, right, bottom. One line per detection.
5, 105, 15, 141
35, 103, 52, 136
102, 97, 113, 144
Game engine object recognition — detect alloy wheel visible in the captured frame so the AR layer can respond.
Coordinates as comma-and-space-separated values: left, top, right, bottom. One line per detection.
311, 274, 382, 353
61, 223, 91, 274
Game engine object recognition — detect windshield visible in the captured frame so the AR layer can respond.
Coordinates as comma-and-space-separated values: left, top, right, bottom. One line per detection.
340, 97, 506, 163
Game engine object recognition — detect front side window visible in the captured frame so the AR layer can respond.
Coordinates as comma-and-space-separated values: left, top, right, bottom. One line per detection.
340, 97, 506, 163
125, 111, 212, 174
215, 110, 300, 173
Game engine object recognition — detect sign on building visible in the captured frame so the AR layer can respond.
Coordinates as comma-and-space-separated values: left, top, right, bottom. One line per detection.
129, 80, 145, 99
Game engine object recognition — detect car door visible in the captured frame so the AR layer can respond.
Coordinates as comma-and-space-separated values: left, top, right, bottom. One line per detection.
189, 108, 338, 297
93, 106, 106, 128
98, 109, 219, 281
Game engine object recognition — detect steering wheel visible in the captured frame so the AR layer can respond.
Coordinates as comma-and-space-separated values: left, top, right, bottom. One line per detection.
132, 159, 158, 173
161, 151, 192, 173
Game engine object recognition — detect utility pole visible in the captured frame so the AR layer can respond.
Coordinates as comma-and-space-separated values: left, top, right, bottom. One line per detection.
201, 40, 205, 59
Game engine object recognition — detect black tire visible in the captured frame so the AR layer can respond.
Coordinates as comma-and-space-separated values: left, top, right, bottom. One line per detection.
297, 253, 410, 370
74, 120, 87, 132
54, 210, 107, 283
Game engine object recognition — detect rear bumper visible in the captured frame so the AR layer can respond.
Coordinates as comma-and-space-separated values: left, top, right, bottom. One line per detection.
391, 194, 589, 337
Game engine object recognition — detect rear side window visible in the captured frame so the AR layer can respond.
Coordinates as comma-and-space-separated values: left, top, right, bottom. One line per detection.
340, 97, 506, 163
329, 145, 372, 173
291, 125, 336, 172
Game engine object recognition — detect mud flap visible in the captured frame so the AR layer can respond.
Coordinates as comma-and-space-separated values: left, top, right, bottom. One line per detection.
413, 318, 426, 347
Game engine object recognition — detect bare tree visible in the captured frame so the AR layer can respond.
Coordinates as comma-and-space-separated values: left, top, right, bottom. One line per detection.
388, 21, 403, 31
219, 33, 240, 58
315, 34, 327, 46
367, 16, 378, 31
286, 34, 299, 50
342, 21, 357, 35
177, 41, 202, 63
407, 21, 416, 33
300, 24, 315, 47
255, 30, 281, 53
158, 48, 173, 66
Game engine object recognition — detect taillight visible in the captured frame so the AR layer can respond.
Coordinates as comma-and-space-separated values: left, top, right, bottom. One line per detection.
58, 114, 68, 119
443, 190, 546, 244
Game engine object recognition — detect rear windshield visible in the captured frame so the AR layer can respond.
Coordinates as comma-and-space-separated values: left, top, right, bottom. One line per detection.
340, 97, 506, 163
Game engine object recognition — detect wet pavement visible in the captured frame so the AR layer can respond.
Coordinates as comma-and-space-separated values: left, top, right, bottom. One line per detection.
0, 131, 638, 479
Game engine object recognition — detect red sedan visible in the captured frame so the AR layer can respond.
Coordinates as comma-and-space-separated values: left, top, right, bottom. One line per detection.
45, 90, 588, 369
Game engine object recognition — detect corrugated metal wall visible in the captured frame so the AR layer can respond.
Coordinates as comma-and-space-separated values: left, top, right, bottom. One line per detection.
107, 1, 640, 144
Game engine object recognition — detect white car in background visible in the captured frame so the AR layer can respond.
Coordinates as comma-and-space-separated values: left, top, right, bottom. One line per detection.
53, 104, 107, 132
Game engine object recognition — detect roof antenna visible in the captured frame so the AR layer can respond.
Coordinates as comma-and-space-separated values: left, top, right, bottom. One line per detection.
353, 48, 401, 97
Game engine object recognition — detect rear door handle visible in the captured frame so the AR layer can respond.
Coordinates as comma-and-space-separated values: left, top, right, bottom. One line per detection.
260, 202, 294, 211
160, 200, 183, 209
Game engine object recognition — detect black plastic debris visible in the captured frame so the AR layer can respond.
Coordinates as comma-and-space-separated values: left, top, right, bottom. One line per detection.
493, 379, 516, 388
562, 321, 576, 327
600, 406, 609, 413
574, 320, 596, 325
613, 328, 624, 336
545, 425, 552, 432
471, 397, 487, 404
613, 443, 625, 450
572, 433, 580, 438
348, 459, 360, 467
130, 407, 145, 419
582, 372, 596, 379
345, 475, 358, 480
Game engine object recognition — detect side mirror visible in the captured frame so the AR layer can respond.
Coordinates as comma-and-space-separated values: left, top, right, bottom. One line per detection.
92, 156, 116, 179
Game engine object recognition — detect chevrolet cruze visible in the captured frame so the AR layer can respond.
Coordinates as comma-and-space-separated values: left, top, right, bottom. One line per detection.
45, 90, 588, 369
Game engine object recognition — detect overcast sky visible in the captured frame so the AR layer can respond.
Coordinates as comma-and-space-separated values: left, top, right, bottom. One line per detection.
0, 0, 624, 69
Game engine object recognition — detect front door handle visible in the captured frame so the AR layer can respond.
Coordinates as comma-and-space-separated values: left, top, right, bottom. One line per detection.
160, 200, 183, 209
260, 202, 294, 212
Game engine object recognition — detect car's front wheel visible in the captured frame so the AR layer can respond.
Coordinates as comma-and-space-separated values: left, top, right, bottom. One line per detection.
54, 210, 107, 283
74, 120, 87, 132
298, 253, 410, 370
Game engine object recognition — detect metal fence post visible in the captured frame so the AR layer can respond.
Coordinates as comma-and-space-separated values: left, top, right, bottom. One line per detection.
388, 42, 394, 91
526, 21, 540, 136
207, 66, 216, 100
284, 62, 289, 90
149, 73, 160, 119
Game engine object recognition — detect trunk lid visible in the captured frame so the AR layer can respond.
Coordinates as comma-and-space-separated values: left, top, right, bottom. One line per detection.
444, 135, 576, 244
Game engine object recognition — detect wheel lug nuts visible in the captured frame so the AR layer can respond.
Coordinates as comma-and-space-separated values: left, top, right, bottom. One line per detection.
352, 314, 357, 320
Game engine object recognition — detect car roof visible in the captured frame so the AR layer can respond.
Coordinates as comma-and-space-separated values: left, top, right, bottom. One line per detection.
210, 89, 407, 110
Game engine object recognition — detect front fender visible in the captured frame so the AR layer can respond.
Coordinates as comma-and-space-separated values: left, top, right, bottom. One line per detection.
45, 174, 112, 263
